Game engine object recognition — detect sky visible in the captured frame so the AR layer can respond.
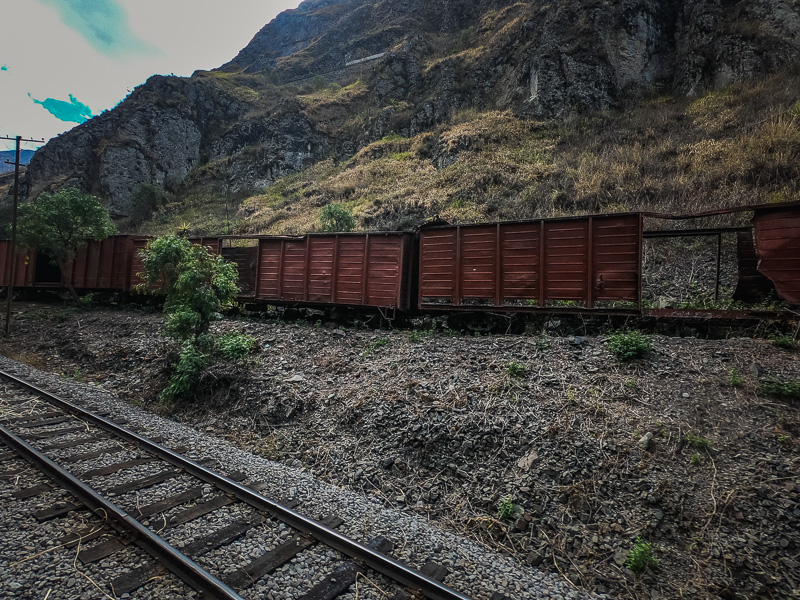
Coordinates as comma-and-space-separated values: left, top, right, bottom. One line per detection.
0, 0, 300, 154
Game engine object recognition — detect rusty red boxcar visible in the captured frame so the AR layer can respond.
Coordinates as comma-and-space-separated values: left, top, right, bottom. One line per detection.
418, 214, 642, 311
251, 232, 414, 311
752, 205, 800, 305
0, 240, 34, 288
1, 235, 138, 291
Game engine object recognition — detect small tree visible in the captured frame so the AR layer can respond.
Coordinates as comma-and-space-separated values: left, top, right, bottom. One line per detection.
138, 235, 254, 402
320, 203, 355, 232
17, 187, 116, 304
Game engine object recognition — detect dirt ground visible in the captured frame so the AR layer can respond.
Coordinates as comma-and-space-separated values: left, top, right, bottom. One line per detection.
1, 300, 799, 600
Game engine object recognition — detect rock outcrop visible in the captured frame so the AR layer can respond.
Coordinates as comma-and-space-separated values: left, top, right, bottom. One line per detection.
22, 0, 800, 217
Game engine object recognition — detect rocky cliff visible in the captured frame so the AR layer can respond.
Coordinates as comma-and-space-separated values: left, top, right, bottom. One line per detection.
21, 0, 800, 220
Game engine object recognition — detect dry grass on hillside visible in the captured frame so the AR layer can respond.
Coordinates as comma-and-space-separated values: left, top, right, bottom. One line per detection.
233, 72, 800, 235
139, 71, 800, 237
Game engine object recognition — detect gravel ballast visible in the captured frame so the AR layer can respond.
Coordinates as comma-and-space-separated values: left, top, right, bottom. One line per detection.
1, 303, 799, 599
0, 352, 593, 600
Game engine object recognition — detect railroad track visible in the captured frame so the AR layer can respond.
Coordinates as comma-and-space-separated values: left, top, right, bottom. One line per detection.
0, 369, 481, 600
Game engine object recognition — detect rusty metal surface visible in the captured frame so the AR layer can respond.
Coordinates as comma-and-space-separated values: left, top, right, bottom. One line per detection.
544, 219, 589, 302
644, 200, 800, 220
67, 236, 129, 289
0, 240, 11, 286
0, 241, 34, 288
733, 231, 776, 303
112, 237, 133, 289
592, 215, 642, 303
221, 246, 258, 297
643, 227, 750, 238
753, 205, 800, 305
189, 238, 221, 254
256, 233, 412, 310
419, 215, 641, 309
2, 236, 136, 291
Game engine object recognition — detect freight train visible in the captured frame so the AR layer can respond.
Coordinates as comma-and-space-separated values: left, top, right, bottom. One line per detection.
2, 201, 799, 320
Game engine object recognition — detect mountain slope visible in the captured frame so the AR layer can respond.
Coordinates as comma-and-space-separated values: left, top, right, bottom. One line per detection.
132, 73, 800, 237
19, 0, 800, 226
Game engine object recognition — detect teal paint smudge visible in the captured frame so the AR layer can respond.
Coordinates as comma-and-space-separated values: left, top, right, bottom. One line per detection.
29, 93, 93, 124
0, 65, 8, 71
36, 0, 159, 57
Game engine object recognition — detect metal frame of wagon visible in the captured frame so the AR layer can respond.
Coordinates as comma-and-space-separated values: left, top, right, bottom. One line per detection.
2, 200, 799, 319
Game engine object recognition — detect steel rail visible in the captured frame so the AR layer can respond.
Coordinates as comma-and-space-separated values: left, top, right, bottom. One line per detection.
0, 369, 475, 600
0, 423, 245, 600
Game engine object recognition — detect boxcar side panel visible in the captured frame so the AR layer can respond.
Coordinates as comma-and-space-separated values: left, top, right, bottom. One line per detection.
398, 235, 413, 311
254, 234, 411, 309
753, 206, 800, 305
419, 229, 458, 304
70, 246, 87, 288
334, 236, 366, 305
365, 235, 404, 308
221, 246, 258, 297
112, 237, 132, 290
500, 223, 540, 305
281, 240, 307, 301
460, 226, 497, 304
256, 240, 282, 299
84, 241, 101, 288
189, 238, 221, 255
419, 215, 641, 310
543, 220, 589, 302
94, 237, 116, 288
0, 240, 10, 286
308, 237, 336, 303
591, 215, 641, 303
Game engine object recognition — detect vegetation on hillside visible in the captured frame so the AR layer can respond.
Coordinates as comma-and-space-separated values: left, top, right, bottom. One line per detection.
134, 70, 800, 237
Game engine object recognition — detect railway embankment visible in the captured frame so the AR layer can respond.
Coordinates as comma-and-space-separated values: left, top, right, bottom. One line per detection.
1, 302, 799, 600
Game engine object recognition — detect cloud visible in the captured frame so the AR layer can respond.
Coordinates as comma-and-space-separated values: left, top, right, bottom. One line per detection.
29, 93, 93, 124
36, 0, 159, 57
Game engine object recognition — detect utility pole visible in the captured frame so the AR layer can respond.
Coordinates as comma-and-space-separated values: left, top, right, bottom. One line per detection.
2, 134, 45, 336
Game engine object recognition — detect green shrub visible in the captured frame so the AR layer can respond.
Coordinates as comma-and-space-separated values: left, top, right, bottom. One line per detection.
320, 203, 355, 232
506, 360, 526, 378
769, 333, 798, 350
408, 330, 434, 343
362, 338, 388, 357
728, 368, 743, 387
625, 537, 659, 573
683, 432, 712, 450
760, 378, 800, 400
139, 235, 244, 402
497, 495, 516, 520
607, 330, 652, 361
536, 335, 550, 351
161, 340, 212, 402
216, 331, 257, 361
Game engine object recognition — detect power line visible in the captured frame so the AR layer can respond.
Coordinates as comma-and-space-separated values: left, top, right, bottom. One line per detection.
2, 135, 45, 336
